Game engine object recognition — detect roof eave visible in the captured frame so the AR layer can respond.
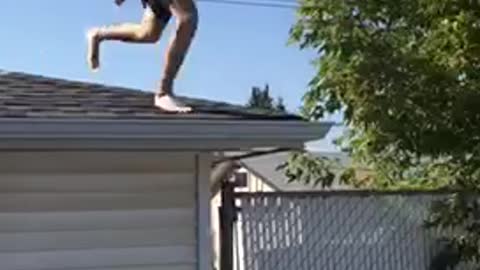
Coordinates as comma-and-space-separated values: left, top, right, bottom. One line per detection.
0, 118, 333, 151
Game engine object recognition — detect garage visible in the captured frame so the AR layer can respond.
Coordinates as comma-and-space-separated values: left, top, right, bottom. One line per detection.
0, 71, 329, 270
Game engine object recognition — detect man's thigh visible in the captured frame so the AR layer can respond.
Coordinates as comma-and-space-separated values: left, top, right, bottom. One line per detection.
141, 4, 169, 37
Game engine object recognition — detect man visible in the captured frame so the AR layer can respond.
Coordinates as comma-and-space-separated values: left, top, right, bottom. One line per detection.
87, 0, 198, 113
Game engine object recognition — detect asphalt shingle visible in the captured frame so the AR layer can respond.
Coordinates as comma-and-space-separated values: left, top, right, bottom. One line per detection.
0, 70, 302, 121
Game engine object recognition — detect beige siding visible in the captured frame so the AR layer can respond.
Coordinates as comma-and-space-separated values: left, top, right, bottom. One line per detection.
51, 266, 195, 270
53, 266, 196, 270
0, 246, 196, 270
0, 209, 193, 232
0, 152, 195, 173
243, 172, 275, 192
0, 152, 197, 270
0, 173, 194, 192
0, 229, 195, 252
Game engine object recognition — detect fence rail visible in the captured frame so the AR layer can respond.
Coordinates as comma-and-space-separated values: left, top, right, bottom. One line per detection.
232, 191, 476, 270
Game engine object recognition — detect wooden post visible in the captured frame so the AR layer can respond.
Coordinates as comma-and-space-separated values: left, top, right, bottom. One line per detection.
219, 180, 236, 270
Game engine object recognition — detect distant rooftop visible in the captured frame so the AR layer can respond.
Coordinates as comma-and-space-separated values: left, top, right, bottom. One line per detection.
240, 151, 351, 191
0, 70, 303, 121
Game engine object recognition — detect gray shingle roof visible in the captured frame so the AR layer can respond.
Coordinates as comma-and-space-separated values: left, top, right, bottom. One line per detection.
0, 70, 302, 120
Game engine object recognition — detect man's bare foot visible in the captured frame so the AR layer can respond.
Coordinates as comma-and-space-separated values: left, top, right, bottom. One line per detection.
154, 93, 192, 113
86, 29, 101, 72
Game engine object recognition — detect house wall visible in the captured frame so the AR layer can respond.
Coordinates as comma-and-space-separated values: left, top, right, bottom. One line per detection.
236, 168, 276, 193
0, 151, 202, 270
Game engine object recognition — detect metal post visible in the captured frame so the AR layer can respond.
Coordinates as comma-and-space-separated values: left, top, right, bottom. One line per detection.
219, 180, 236, 270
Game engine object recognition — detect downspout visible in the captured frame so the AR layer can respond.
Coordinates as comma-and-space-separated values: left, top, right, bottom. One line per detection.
210, 159, 237, 198
209, 148, 293, 198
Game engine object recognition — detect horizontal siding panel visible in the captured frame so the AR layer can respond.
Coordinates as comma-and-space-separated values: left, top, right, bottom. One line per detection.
0, 228, 195, 252
0, 246, 196, 270
0, 152, 196, 173
0, 209, 194, 233
0, 192, 194, 212
0, 151, 199, 270
0, 173, 194, 192
74, 265, 195, 270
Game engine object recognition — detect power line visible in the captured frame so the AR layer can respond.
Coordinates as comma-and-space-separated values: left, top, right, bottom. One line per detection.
197, 0, 300, 9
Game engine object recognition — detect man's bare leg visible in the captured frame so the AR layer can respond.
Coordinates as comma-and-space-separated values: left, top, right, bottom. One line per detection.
154, 0, 198, 113
87, 7, 163, 71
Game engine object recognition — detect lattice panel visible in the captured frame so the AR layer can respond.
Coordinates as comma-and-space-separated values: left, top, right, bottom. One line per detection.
235, 192, 476, 270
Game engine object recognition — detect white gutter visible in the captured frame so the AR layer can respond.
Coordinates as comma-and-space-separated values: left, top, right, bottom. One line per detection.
0, 118, 332, 151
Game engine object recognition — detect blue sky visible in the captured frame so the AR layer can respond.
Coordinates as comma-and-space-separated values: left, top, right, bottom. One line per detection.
0, 0, 342, 151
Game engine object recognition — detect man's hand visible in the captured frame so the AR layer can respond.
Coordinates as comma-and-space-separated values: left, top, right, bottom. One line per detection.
115, 0, 126, 6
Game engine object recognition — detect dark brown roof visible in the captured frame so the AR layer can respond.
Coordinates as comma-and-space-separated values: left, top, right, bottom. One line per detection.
0, 70, 302, 121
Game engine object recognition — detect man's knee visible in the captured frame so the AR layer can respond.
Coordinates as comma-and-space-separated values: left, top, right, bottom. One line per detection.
136, 26, 161, 42
178, 11, 198, 35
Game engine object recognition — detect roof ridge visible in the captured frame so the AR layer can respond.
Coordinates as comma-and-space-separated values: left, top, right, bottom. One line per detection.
0, 69, 12, 76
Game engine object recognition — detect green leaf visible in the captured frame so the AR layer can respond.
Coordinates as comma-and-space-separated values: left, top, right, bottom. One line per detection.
289, 0, 480, 265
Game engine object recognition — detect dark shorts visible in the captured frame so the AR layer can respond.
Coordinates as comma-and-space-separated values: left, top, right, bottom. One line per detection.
143, 0, 172, 24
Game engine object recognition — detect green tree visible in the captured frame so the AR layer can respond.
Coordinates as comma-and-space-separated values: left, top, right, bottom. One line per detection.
282, 0, 480, 265
274, 97, 287, 113
247, 85, 273, 110
247, 84, 287, 113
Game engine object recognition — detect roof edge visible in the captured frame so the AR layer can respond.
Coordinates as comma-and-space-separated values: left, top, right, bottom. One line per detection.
0, 118, 333, 151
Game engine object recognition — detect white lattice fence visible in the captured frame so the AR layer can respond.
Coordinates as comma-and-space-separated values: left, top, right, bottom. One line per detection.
234, 192, 476, 270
